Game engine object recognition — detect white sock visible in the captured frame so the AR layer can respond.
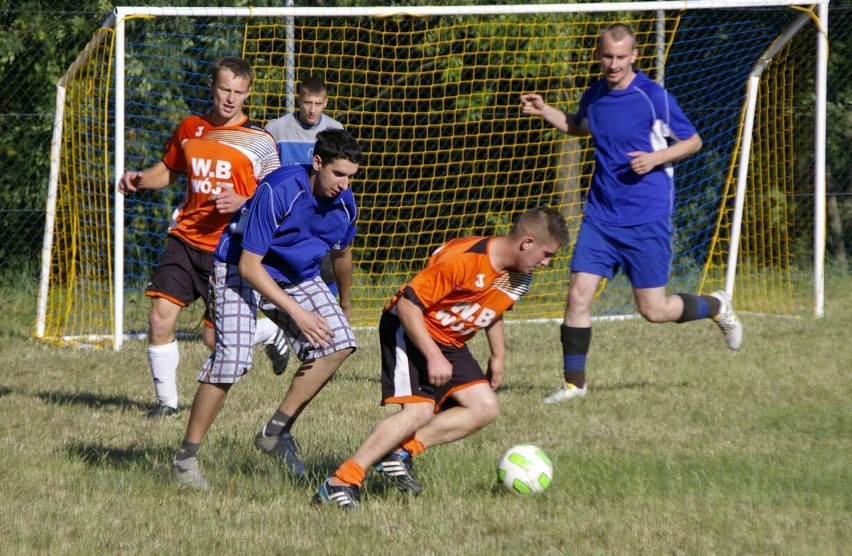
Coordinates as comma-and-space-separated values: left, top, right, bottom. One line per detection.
148, 340, 179, 409
254, 317, 279, 346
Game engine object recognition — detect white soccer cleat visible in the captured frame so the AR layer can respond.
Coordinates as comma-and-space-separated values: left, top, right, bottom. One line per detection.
710, 290, 743, 350
543, 383, 588, 404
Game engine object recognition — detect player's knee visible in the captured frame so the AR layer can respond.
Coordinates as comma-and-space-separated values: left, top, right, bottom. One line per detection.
405, 403, 437, 430
325, 347, 355, 371
473, 395, 500, 427
148, 311, 177, 342
567, 289, 593, 314
638, 304, 668, 323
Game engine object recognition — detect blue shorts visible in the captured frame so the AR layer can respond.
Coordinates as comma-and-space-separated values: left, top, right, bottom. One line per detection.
570, 217, 672, 289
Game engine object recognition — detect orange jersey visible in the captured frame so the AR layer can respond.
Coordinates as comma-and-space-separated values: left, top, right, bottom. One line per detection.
162, 114, 280, 251
386, 236, 533, 348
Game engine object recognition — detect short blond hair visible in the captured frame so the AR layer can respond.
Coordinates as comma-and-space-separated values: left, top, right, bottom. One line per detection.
212, 56, 253, 86
510, 207, 570, 246
599, 23, 636, 50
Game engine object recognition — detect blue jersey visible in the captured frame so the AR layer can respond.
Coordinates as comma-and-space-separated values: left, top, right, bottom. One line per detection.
574, 71, 697, 226
215, 164, 357, 284
265, 112, 345, 166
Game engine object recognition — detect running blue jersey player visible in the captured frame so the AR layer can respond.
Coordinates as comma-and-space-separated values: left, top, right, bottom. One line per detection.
520, 23, 743, 404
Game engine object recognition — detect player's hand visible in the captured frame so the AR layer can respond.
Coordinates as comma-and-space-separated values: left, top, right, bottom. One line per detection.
627, 151, 657, 175
427, 356, 453, 387
519, 93, 546, 116
211, 188, 246, 214
486, 356, 505, 390
292, 307, 335, 349
338, 299, 353, 322
118, 171, 142, 195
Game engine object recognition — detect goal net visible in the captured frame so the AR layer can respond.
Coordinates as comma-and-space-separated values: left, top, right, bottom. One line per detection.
37, 1, 828, 349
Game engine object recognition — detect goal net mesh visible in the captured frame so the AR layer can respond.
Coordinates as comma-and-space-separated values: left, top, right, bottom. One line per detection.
39, 5, 819, 345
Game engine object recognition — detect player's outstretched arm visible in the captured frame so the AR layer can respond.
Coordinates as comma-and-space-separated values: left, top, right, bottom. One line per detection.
520, 92, 588, 136
117, 161, 177, 195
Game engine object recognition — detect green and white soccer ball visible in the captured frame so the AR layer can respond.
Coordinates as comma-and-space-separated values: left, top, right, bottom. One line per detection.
497, 444, 553, 494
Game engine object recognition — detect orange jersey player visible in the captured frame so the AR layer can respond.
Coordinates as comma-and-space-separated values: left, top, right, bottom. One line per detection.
386, 235, 538, 349
163, 115, 280, 251
117, 56, 281, 420
315, 207, 570, 508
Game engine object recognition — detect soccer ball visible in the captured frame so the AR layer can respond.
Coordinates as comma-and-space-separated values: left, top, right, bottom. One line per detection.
497, 444, 553, 494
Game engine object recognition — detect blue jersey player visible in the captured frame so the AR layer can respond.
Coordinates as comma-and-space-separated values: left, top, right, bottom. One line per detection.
170, 129, 362, 489
520, 23, 743, 404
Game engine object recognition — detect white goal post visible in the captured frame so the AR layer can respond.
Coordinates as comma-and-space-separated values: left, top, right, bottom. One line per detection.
38, 1, 829, 350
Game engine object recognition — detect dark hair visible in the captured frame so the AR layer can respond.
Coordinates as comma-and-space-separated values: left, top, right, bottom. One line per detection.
212, 56, 254, 86
299, 76, 328, 96
511, 206, 570, 246
314, 129, 363, 165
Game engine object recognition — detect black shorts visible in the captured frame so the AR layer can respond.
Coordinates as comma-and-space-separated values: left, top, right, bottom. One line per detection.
379, 310, 488, 411
146, 236, 214, 312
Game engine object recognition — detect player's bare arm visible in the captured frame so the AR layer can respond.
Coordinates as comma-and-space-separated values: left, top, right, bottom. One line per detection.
117, 161, 178, 194
484, 317, 506, 390
627, 132, 703, 175
238, 250, 334, 349
519, 93, 590, 137
396, 297, 453, 387
329, 246, 353, 320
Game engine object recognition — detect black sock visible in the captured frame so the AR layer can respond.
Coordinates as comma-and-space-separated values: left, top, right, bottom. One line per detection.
263, 410, 294, 437
561, 324, 591, 389
176, 440, 200, 462
676, 293, 721, 323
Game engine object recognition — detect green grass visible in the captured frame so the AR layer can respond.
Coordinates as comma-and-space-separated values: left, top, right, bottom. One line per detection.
0, 275, 849, 554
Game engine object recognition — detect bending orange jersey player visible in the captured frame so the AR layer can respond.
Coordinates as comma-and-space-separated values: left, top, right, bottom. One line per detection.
314, 207, 570, 508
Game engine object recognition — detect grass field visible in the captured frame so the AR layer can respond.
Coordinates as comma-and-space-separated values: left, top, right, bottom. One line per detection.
0, 275, 849, 555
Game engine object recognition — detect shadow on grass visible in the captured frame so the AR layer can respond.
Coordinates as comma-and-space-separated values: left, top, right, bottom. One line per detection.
592, 379, 690, 392
64, 443, 173, 469
0, 386, 11, 398
36, 389, 149, 412
331, 372, 381, 385
497, 379, 690, 395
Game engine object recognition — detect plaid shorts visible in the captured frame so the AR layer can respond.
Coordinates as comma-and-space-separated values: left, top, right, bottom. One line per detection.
198, 261, 357, 384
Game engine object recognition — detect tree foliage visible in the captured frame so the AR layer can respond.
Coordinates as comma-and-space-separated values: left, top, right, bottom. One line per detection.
1, 0, 850, 276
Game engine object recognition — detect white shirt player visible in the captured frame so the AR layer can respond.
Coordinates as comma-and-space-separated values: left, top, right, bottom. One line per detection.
265, 112, 344, 166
